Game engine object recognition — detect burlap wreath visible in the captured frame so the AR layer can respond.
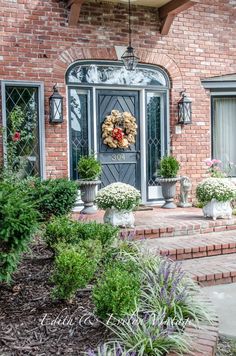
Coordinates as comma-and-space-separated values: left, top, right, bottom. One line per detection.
102, 110, 138, 149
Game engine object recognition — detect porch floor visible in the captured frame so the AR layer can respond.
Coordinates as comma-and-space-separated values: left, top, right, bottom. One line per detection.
73, 207, 236, 239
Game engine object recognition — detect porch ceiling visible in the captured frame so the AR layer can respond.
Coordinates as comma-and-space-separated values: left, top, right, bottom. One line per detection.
67, 0, 197, 35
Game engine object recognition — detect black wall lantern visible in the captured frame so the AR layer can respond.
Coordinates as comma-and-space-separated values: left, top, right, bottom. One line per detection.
178, 91, 192, 125
121, 0, 139, 71
49, 84, 63, 123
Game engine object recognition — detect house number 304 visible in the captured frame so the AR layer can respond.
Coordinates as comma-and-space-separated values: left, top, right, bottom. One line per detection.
112, 154, 125, 161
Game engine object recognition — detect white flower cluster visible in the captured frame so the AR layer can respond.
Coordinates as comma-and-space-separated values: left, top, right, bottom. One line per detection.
95, 182, 141, 211
196, 178, 236, 204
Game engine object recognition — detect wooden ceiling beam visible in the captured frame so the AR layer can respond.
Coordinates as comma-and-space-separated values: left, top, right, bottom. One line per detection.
67, 0, 84, 27
159, 0, 196, 35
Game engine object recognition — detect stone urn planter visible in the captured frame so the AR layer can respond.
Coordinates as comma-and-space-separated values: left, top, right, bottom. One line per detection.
203, 199, 232, 220
78, 179, 101, 214
156, 177, 180, 209
156, 155, 181, 209
77, 155, 102, 215
103, 207, 135, 228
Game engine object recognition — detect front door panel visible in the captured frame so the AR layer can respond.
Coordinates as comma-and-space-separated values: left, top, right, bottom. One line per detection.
97, 90, 140, 189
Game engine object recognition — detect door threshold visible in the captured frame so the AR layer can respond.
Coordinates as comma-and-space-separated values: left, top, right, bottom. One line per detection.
135, 205, 154, 211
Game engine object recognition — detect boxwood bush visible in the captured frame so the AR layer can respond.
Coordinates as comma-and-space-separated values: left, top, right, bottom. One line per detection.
22, 178, 78, 221
159, 156, 180, 178
51, 240, 102, 300
92, 260, 141, 320
44, 216, 119, 249
0, 181, 38, 282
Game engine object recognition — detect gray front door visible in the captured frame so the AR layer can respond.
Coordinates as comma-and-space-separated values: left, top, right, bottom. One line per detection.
97, 90, 140, 189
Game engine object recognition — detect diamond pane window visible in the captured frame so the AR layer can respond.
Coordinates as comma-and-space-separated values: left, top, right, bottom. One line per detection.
5, 86, 40, 178
69, 89, 90, 180
147, 93, 161, 186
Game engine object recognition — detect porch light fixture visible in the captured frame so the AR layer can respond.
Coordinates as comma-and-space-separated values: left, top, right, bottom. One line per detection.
178, 90, 192, 125
121, 0, 139, 71
49, 84, 63, 123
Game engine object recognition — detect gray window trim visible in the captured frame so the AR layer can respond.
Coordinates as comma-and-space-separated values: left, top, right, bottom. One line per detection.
1, 80, 45, 179
202, 80, 236, 90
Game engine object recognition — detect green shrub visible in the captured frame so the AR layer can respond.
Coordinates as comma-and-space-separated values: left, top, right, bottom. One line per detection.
44, 216, 119, 249
51, 240, 102, 300
44, 216, 79, 248
78, 155, 102, 180
0, 181, 38, 282
25, 178, 78, 221
159, 156, 180, 178
103, 240, 139, 266
92, 261, 141, 320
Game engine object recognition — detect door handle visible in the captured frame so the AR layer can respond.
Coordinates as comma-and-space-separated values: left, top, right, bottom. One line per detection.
136, 151, 141, 160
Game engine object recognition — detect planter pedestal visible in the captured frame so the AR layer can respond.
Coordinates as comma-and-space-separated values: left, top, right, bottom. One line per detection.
104, 208, 135, 228
78, 180, 101, 215
203, 199, 232, 220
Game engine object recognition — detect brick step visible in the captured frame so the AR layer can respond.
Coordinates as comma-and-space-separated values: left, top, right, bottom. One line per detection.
80, 207, 236, 240
141, 230, 236, 261
180, 254, 236, 287
132, 218, 236, 239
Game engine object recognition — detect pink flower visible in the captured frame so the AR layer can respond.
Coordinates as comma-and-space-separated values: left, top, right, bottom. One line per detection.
212, 159, 221, 164
204, 159, 213, 167
12, 131, 21, 142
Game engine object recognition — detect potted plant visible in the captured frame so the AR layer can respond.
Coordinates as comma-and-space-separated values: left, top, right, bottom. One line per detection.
196, 178, 236, 220
156, 156, 180, 209
95, 182, 141, 227
77, 155, 102, 214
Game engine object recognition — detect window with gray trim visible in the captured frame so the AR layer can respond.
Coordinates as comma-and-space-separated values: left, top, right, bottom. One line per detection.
212, 96, 236, 176
1, 82, 44, 178
202, 76, 236, 177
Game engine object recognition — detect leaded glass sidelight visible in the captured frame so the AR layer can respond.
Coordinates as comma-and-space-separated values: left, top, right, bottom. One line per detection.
147, 92, 163, 200
69, 89, 90, 180
5, 86, 40, 178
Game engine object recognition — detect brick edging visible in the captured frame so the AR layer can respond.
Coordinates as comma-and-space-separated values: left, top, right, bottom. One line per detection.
168, 322, 219, 356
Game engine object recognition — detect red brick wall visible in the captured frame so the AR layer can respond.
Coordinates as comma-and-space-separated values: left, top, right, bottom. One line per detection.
1, 0, 236, 193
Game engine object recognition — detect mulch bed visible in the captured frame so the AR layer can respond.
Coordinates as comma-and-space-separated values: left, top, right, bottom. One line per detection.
0, 238, 108, 356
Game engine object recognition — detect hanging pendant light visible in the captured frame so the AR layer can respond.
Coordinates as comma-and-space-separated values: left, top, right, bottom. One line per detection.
121, 0, 139, 71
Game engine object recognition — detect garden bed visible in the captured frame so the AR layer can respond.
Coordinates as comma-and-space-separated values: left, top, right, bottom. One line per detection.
0, 237, 108, 355
0, 236, 219, 356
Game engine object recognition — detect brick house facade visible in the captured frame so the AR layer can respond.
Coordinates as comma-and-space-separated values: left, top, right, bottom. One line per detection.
1, 0, 236, 203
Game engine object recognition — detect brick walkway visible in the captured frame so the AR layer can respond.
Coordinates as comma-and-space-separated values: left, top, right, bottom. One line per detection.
181, 254, 236, 286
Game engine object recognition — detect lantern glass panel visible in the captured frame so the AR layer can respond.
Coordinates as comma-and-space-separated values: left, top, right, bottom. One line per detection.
178, 96, 192, 124
121, 48, 139, 71
53, 98, 62, 121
